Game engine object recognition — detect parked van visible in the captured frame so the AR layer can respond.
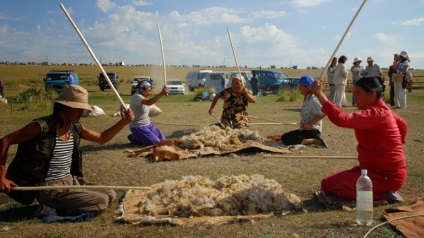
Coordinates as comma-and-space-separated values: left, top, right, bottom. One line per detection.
253, 70, 288, 92
44, 70, 79, 92
98, 72, 118, 91
204, 72, 232, 93
186, 70, 213, 91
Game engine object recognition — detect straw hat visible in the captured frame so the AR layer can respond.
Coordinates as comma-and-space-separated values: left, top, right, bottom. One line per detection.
399, 51, 408, 58
353, 57, 362, 64
54, 85, 92, 111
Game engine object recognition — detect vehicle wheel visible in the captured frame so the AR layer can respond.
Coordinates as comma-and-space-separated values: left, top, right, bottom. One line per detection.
265, 85, 271, 91
189, 86, 194, 91
100, 86, 105, 91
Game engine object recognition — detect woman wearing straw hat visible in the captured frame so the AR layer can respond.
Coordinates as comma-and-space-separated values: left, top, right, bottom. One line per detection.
350, 57, 365, 106
0, 85, 134, 217
392, 51, 410, 109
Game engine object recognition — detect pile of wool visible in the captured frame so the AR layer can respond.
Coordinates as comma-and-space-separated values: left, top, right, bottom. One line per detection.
180, 125, 263, 151
138, 174, 302, 217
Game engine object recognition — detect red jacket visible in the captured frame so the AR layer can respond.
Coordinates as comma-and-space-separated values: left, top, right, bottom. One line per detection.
322, 99, 407, 177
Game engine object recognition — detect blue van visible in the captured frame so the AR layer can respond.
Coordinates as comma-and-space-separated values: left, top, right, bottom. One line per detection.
253, 70, 288, 92
44, 70, 80, 92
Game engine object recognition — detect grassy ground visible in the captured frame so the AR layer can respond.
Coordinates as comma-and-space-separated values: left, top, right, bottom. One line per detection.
0, 65, 423, 237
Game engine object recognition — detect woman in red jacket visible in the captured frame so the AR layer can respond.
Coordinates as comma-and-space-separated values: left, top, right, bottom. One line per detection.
311, 76, 407, 202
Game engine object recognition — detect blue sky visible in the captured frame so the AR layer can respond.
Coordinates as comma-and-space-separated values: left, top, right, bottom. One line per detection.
1, 0, 423, 69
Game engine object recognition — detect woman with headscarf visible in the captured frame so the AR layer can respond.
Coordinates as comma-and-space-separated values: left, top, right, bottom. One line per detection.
129, 79, 168, 146
208, 74, 256, 129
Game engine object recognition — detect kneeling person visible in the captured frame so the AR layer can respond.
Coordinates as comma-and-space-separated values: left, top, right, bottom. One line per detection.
281, 75, 328, 148
129, 79, 168, 146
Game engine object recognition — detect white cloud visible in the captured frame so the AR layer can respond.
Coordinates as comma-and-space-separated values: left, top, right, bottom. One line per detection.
286, 0, 330, 7
252, 10, 286, 19
402, 17, 424, 26
132, 0, 152, 6
97, 0, 117, 13
371, 32, 396, 44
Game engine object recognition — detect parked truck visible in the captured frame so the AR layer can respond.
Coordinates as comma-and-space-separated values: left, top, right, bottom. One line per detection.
44, 70, 79, 92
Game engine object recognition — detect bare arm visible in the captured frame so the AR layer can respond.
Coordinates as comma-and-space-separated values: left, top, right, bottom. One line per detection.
0, 122, 42, 192
301, 114, 326, 130
141, 86, 168, 106
209, 93, 221, 115
241, 87, 256, 103
81, 107, 134, 144
310, 80, 329, 106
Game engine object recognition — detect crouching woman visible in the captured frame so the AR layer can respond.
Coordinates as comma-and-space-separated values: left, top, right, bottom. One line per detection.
311, 76, 407, 202
208, 74, 256, 129
281, 75, 328, 148
129, 79, 168, 146
0, 85, 134, 215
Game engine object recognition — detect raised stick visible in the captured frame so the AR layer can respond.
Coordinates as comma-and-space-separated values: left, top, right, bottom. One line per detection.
227, 28, 243, 83
157, 22, 167, 86
59, 3, 127, 108
264, 155, 357, 160
318, 0, 368, 80
11, 185, 151, 191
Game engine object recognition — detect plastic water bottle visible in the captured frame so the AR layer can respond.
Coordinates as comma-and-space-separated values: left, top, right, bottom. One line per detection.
356, 169, 373, 226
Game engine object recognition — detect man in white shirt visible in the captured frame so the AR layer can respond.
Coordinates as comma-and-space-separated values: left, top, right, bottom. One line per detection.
365, 57, 382, 78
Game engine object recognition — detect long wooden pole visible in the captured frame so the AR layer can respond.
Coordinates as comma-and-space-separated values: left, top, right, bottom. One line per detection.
264, 155, 357, 160
157, 22, 167, 87
11, 185, 151, 191
59, 3, 127, 109
227, 28, 243, 83
318, 0, 368, 80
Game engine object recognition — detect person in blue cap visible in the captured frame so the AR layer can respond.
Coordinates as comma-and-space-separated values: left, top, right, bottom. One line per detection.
281, 75, 328, 148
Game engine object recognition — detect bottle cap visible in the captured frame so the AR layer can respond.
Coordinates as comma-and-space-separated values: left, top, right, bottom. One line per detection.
361, 169, 367, 175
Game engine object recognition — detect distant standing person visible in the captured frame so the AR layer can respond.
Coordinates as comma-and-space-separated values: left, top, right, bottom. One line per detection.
327, 57, 337, 102
365, 57, 382, 78
388, 54, 398, 107
332, 55, 348, 107
209, 74, 256, 129
392, 51, 410, 109
67, 73, 74, 85
129, 79, 168, 146
350, 57, 365, 106
0, 77, 4, 97
250, 71, 259, 96
281, 75, 328, 148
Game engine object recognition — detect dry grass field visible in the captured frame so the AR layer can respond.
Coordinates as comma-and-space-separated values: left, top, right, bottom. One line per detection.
0, 65, 423, 237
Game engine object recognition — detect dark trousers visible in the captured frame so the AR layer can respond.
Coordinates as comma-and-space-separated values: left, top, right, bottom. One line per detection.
390, 82, 395, 106
281, 129, 321, 145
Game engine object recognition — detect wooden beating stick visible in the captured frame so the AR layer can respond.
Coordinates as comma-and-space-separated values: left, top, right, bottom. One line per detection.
59, 4, 127, 109
157, 22, 167, 87
11, 185, 151, 191
318, 0, 368, 80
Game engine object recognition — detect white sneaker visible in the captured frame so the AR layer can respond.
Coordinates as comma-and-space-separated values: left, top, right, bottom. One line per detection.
35, 204, 56, 217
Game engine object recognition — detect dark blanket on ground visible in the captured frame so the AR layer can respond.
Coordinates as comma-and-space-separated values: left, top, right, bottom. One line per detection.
384, 200, 424, 238
126, 139, 291, 162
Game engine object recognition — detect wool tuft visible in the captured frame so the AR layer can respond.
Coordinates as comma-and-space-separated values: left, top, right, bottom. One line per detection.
137, 175, 302, 217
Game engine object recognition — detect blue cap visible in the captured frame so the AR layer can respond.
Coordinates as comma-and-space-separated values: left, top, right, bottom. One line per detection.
136, 79, 154, 91
299, 75, 314, 88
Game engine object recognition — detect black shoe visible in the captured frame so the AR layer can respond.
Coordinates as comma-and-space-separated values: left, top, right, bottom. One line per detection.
316, 135, 329, 148
386, 191, 404, 203
127, 134, 136, 144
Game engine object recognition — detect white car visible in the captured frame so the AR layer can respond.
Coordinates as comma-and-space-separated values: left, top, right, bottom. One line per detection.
131, 76, 152, 95
166, 80, 185, 95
